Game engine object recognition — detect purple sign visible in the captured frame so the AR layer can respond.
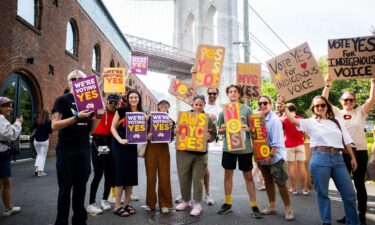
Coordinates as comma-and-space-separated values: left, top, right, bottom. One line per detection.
150, 112, 172, 143
72, 76, 104, 113
126, 112, 147, 144
131, 56, 148, 75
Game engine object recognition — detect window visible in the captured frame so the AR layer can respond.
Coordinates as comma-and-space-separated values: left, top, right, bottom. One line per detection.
66, 20, 78, 56
17, 0, 35, 26
92, 44, 101, 72
110, 59, 115, 67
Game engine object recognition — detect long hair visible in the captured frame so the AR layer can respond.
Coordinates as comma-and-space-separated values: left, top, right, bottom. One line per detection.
36, 109, 49, 125
125, 89, 143, 112
310, 95, 335, 120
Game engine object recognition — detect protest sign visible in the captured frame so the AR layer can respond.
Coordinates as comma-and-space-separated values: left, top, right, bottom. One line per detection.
237, 63, 261, 99
223, 103, 246, 151
103, 68, 125, 93
266, 42, 324, 101
72, 76, 104, 113
175, 112, 208, 152
150, 112, 172, 143
193, 45, 225, 88
249, 114, 270, 161
126, 112, 147, 144
168, 78, 197, 105
328, 35, 375, 80
131, 56, 148, 75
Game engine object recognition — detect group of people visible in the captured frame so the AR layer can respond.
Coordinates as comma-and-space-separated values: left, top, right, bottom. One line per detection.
0, 69, 374, 225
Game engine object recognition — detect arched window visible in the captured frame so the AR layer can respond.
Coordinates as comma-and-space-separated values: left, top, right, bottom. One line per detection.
110, 59, 115, 67
66, 20, 79, 56
185, 13, 195, 51
205, 5, 218, 44
92, 44, 101, 72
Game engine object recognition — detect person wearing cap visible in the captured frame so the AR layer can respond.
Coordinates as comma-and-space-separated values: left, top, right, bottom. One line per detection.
143, 100, 174, 213
86, 94, 119, 215
51, 70, 93, 225
0, 96, 23, 216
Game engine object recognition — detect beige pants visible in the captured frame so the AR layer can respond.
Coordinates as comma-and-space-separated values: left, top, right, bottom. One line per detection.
176, 150, 208, 202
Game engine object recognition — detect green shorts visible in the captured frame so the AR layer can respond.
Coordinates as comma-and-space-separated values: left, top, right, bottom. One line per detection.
270, 159, 289, 186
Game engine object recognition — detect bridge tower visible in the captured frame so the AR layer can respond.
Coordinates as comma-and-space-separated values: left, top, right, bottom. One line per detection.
173, 0, 240, 104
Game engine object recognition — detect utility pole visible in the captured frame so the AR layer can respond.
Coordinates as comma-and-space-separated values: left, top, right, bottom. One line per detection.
243, 0, 250, 63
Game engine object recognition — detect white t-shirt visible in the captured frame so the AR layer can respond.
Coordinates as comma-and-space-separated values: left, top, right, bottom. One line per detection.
333, 105, 368, 151
204, 104, 222, 122
298, 118, 353, 148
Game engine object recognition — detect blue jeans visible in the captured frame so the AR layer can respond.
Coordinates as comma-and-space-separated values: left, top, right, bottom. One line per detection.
309, 151, 359, 225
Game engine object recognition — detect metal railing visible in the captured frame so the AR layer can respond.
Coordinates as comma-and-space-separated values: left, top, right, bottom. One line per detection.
124, 33, 195, 63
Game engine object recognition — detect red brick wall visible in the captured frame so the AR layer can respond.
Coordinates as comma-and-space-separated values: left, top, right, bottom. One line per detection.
0, 0, 156, 151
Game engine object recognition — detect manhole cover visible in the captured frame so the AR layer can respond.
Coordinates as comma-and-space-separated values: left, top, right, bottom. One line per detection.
150, 209, 201, 225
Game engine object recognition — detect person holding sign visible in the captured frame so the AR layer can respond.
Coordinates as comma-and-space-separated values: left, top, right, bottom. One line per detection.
51, 70, 94, 225
280, 95, 359, 225
323, 76, 375, 225
111, 89, 143, 217
144, 100, 174, 213
216, 84, 262, 219
256, 95, 294, 221
175, 95, 217, 216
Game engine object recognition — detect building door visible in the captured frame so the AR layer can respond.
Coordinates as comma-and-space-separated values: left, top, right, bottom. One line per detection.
0, 73, 36, 160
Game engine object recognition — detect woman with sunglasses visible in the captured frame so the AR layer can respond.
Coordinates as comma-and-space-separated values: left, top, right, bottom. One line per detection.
280, 95, 359, 225
175, 95, 217, 216
111, 89, 143, 217
143, 100, 174, 214
323, 77, 375, 225
256, 95, 294, 221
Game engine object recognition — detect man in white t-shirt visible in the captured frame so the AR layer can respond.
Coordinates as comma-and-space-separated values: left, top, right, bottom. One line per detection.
323, 76, 375, 225
202, 88, 221, 206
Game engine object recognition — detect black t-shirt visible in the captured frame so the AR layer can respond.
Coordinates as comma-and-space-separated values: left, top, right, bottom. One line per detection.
52, 93, 92, 150
31, 120, 52, 142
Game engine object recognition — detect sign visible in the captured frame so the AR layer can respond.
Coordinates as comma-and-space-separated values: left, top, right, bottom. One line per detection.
168, 79, 197, 105
193, 45, 225, 88
249, 114, 270, 161
237, 63, 261, 99
131, 56, 148, 75
223, 103, 245, 151
150, 112, 172, 143
266, 42, 324, 101
126, 112, 147, 144
328, 35, 375, 80
72, 76, 104, 113
175, 112, 208, 152
103, 68, 125, 93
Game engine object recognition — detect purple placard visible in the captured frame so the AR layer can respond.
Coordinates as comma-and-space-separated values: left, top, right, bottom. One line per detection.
72, 76, 104, 113
126, 112, 147, 144
150, 112, 171, 143
131, 56, 148, 75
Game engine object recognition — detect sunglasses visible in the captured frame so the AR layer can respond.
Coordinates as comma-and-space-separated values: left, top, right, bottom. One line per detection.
70, 77, 82, 82
314, 103, 327, 109
258, 101, 269, 106
108, 101, 118, 105
342, 98, 354, 103
208, 92, 217, 96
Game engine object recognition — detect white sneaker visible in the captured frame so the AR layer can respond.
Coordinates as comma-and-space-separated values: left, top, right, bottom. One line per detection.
130, 194, 139, 201
161, 207, 170, 214
175, 201, 192, 211
101, 200, 111, 211
86, 204, 103, 215
204, 194, 215, 206
3, 206, 21, 216
190, 203, 203, 216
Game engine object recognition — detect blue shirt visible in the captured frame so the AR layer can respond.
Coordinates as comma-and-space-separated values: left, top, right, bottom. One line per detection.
264, 111, 286, 164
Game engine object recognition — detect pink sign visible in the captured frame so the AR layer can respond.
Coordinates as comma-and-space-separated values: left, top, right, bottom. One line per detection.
131, 56, 148, 75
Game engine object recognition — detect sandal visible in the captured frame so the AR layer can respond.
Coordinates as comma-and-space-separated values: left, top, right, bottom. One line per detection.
124, 205, 136, 214
113, 207, 130, 217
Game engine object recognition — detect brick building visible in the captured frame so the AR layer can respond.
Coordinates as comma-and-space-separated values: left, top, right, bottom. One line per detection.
0, 0, 158, 159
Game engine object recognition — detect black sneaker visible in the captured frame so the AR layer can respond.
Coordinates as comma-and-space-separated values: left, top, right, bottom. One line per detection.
251, 206, 262, 219
337, 216, 346, 224
217, 204, 232, 215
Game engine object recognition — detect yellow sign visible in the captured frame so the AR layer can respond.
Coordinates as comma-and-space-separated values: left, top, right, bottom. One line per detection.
103, 68, 125, 93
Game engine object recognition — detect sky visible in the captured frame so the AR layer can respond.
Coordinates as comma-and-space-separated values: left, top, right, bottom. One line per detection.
102, 0, 375, 96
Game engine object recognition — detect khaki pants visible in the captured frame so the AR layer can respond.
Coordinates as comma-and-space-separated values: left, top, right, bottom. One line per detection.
176, 150, 208, 202
145, 143, 173, 209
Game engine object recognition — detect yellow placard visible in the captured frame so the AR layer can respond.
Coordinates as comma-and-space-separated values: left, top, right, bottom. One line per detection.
103, 68, 125, 93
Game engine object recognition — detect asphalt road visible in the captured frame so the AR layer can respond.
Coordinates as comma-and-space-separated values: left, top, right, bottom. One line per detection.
1, 142, 375, 225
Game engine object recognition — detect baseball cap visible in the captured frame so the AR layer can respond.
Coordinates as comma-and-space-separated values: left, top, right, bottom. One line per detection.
0, 96, 13, 106
107, 94, 120, 102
